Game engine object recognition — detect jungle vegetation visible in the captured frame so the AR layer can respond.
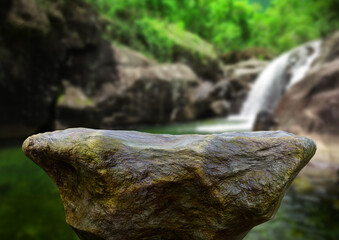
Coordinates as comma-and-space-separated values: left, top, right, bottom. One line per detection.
85, 0, 339, 61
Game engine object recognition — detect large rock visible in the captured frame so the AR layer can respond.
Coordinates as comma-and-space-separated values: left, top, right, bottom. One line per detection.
211, 79, 249, 114
113, 44, 157, 68
136, 19, 223, 81
0, 0, 118, 139
253, 111, 276, 131
56, 63, 200, 129
23, 128, 316, 240
313, 31, 339, 66
222, 59, 268, 85
275, 59, 339, 135
189, 81, 215, 119
101, 63, 199, 126
220, 48, 273, 65
188, 78, 249, 119
210, 100, 230, 117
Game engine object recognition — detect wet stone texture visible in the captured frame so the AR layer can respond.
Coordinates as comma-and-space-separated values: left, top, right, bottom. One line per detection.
22, 128, 316, 240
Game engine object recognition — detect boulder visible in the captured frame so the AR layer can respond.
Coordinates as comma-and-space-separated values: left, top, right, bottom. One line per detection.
113, 44, 157, 68
23, 128, 316, 240
210, 100, 230, 117
95, 64, 200, 127
253, 110, 276, 131
189, 81, 215, 119
137, 19, 223, 81
0, 0, 118, 139
211, 79, 249, 114
220, 47, 273, 65
55, 40, 201, 128
223, 59, 268, 85
275, 59, 339, 136
55, 81, 99, 129
313, 31, 339, 66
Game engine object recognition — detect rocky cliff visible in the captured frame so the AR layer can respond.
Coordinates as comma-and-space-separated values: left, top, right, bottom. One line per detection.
275, 31, 339, 136
0, 0, 118, 138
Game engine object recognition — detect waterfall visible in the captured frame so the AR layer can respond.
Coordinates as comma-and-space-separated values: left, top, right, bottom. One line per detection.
196, 40, 321, 133
240, 40, 321, 118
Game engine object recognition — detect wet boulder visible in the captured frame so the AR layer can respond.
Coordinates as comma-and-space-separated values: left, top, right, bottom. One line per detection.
189, 81, 215, 119
210, 100, 230, 117
97, 63, 200, 127
313, 30, 339, 66
222, 59, 268, 85
275, 59, 339, 135
23, 128, 316, 240
211, 79, 249, 114
253, 110, 276, 131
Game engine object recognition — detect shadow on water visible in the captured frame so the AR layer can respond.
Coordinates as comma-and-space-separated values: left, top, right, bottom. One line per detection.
1, 119, 339, 240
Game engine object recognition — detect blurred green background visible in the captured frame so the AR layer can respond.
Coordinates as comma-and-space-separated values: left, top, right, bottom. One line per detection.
87, 0, 339, 57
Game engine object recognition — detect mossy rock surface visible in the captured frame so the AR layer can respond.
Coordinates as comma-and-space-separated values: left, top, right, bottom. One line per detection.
109, 18, 222, 81
23, 129, 316, 240
137, 19, 222, 81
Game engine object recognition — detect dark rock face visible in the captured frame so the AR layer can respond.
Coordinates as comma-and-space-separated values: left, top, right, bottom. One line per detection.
188, 78, 250, 119
100, 64, 200, 127
23, 128, 316, 240
275, 59, 339, 135
211, 79, 249, 114
55, 63, 200, 129
189, 81, 215, 119
253, 111, 276, 131
274, 31, 339, 136
0, 0, 118, 138
220, 48, 273, 65
209, 59, 268, 116
210, 100, 230, 117
222, 59, 268, 85
175, 53, 223, 83
313, 31, 339, 66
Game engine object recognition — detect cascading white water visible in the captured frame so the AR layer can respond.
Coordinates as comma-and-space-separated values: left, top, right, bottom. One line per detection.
241, 40, 321, 118
287, 41, 321, 88
240, 52, 290, 118
196, 40, 321, 133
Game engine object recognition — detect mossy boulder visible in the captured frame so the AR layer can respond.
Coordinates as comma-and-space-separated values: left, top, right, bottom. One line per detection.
23, 129, 316, 240
139, 19, 222, 81
109, 18, 222, 81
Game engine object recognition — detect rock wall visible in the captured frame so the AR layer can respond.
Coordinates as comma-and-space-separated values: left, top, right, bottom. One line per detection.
0, 0, 118, 138
275, 31, 339, 136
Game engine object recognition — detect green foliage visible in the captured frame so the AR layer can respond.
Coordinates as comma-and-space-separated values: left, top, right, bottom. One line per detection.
137, 18, 217, 60
136, 18, 174, 61
249, 0, 339, 53
86, 0, 339, 59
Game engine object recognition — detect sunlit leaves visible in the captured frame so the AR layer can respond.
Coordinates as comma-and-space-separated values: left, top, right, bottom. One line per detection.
85, 0, 339, 58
